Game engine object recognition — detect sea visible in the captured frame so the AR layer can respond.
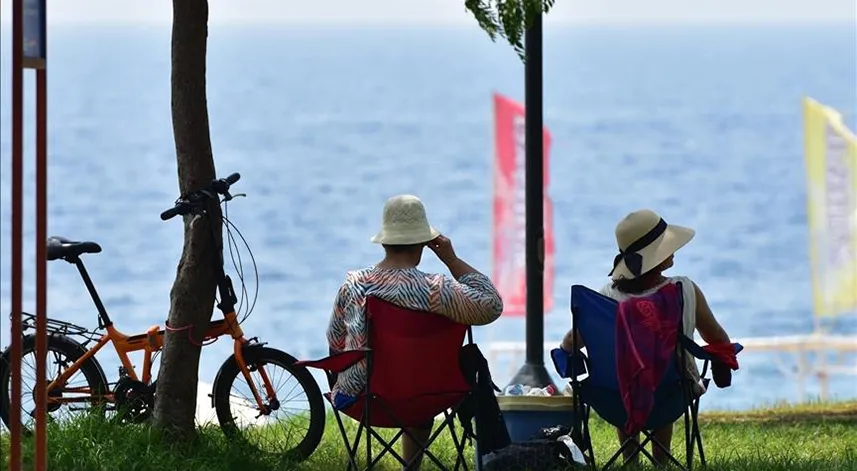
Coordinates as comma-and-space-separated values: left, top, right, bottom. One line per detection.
0, 23, 855, 413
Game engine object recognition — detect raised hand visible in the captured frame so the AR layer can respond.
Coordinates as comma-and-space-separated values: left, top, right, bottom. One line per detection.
427, 235, 458, 265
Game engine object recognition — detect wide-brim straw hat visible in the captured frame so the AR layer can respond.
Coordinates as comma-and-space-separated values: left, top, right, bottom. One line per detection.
370, 194, 440, 245
609, 209, 695, 281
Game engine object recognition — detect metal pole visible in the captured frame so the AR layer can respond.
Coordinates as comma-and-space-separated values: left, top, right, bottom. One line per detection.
35, 64, 49, 471
523, 13, 545, 369
9, 0, 25, 469
509, 12, 554, 389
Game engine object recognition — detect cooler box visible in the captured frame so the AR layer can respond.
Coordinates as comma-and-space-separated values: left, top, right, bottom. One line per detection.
497, 395, 577, 442
475, 394, 578, 470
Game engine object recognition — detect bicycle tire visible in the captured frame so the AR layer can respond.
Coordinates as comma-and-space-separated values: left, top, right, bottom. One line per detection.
212, 346, 325, 462
0, 333, 109, 432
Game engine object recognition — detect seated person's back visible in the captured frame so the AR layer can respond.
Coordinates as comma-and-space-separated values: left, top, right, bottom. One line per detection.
326, 194, 504, 470
562, 208, 732, 467
327, 194, 504, 403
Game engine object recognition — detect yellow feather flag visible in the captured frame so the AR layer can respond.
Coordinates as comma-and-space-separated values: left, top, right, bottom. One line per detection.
803, 96, 857, 317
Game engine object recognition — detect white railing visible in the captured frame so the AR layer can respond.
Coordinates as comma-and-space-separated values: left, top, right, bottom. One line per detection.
485, 334, 857, 402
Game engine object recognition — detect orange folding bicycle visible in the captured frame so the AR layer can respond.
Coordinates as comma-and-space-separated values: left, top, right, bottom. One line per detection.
0, 172, 325, 461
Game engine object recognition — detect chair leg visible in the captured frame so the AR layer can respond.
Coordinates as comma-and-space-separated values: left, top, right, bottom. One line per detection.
692, 429, 704, 468
343, 401, 478, 470
404, 420, 454, 471
365, 427, 407, 470
398, 411, 470, 471
685, 416, 696, 471
476, 446, 484, 471
365, 418, 372, 468
691, 400, 706, 467
334, 410, 363, 471
683, 404, 693, 469
602, 439, 631, 470
681, 397, 706, 470
443, 411, 468, 471
635, 439, 661, 469
681, 380, 708, 470
646, 431, 688, 471
350, 425, 365, 471
364, 413, 449, 470
570, 399, 595, 470
685, 418, 693, 470
580, 407, 597, 470
606, 429, 689, 471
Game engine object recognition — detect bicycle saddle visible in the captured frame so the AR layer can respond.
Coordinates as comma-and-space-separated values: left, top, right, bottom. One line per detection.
47, 236, 102, 261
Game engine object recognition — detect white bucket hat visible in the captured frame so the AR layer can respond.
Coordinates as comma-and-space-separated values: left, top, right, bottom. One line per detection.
609, 209, 695, 281
370, 194, 440, 245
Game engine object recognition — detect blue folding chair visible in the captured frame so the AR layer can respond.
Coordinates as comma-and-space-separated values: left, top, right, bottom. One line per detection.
550, 283, 743, 470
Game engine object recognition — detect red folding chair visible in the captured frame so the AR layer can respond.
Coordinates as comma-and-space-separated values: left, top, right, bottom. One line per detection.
297, 296, 477, 470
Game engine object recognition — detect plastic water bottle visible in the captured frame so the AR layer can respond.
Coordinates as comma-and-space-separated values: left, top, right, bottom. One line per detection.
558, 435, 587, 464
503, 384, 524, 396
524, 384, 559, 396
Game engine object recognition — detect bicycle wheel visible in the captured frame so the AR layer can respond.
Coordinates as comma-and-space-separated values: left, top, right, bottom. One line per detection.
212, 346, 325, 462
0, 333, 109, 432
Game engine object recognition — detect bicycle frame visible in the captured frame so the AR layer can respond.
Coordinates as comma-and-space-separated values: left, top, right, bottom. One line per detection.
44, 310, 243, 405
45, 209, 277, 414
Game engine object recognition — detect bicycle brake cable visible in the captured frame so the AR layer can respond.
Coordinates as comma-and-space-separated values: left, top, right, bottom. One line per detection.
224, 215, 258, 324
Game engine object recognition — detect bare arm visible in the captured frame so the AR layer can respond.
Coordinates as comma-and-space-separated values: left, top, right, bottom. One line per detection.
693, 282, 731, 345
561, 329, 586, 352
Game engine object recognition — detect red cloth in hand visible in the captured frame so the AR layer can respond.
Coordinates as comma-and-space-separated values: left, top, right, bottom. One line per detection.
702, 343, 739, 369
615, 283, 682, 435
702, 342, 739, 388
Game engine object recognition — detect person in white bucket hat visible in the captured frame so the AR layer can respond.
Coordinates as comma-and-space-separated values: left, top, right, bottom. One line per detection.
369, 194, 441, 246
326, 194, 503, 470
562, 209, 733, 466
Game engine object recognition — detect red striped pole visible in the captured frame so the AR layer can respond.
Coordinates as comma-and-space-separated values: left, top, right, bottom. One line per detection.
35, 43, 49, 471
9, 0, 25, 467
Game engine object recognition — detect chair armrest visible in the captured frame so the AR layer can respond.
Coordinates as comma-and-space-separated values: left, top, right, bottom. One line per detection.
295, 348, 370, 373
550, 347, 588, 379
678, 336, 743, 361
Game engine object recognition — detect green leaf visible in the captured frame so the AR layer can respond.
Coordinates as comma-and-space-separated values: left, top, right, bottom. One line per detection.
464, 0, 554, 62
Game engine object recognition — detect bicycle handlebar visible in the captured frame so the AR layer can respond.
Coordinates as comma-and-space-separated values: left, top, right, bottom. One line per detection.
160, 172, 242, 221
211, 172, 241, 195
160, 205, 185, 221
225, 173, 240, 185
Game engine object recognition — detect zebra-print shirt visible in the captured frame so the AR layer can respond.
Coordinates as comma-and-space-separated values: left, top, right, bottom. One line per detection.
326, 266, 504, 399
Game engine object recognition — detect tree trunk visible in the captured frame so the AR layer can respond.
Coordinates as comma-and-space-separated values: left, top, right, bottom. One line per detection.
152, 0, 220, 438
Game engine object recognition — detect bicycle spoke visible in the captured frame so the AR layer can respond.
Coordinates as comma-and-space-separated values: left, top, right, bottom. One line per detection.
10, 344, 100, 429
223, 358, 315, 456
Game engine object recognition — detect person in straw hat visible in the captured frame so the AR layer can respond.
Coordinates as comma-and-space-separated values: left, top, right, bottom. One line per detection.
561, 209, 732, 466
326, 194, 503, 470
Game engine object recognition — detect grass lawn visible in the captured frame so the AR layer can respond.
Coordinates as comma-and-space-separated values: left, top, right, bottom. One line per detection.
2, 400, 856, 470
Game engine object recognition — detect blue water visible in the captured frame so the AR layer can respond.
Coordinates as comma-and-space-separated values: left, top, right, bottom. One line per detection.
0, 24, 855, 412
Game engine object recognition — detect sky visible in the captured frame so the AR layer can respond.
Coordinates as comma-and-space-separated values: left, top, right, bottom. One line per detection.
0, 0, 855, 26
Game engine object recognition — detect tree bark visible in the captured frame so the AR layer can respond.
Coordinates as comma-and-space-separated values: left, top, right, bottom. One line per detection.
152, 0, 220, 438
